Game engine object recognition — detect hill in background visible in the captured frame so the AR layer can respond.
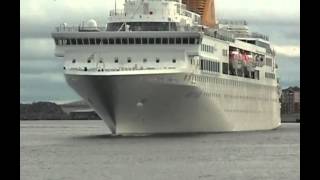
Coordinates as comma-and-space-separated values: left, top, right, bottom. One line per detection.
20, 101, 100, 120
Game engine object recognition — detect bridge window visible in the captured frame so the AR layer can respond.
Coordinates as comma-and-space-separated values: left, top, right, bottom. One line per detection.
66, 39, 71, 45
156, 38, 161, 44
129, 38, 134, 44
96, 38, 101, 45
116, 38, 121, 44
162, 38, 168, 44
122, 38, 128, 44
77, 38, 83, 45
189, 37, 195, 44
183, 38, 188, 44
149, 38, 155, 44
102, 38, 108, 44
83, 38, 89, 45
89, 38, 95, 45
176, 38, 181, 44
142, 38, 148, 44
135, 38, 141, 44
195, 37, 200, 44
109, 38, 114, 44
169, 38, 175, 44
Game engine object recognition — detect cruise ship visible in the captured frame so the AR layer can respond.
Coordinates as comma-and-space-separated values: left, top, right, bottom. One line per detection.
51, 0, 281, 134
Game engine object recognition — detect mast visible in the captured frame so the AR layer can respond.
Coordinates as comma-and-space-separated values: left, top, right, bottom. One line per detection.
115, 0, 117, 15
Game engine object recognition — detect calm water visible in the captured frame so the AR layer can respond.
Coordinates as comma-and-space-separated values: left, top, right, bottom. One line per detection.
20, 121, 300, 180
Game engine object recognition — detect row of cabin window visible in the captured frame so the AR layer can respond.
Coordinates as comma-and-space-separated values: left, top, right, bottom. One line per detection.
265, 72, 275, 79
200, 59, 220, 73
72, 58, 176, 64
55, 37, 200, 46
201, 44, 215, 53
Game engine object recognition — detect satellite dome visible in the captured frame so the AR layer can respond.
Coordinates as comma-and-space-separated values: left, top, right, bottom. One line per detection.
87, 19, 97, 28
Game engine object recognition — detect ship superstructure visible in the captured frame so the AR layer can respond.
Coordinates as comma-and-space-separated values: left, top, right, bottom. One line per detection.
52, 0, 281, 134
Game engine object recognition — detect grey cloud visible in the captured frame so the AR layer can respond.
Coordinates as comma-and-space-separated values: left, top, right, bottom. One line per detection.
276, 56, 300, 88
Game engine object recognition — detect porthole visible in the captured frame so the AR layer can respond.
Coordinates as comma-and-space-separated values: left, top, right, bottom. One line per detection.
72, 59, 76, 63
172, 59, 176, 63
156, 58, 160, 63
127, 58, 132, 63
143, 58, 147, 63
87, 60, 91, 63
114, 58, 119, 63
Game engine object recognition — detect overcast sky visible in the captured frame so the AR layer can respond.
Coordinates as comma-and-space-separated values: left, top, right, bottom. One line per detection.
20, 0, 300, 103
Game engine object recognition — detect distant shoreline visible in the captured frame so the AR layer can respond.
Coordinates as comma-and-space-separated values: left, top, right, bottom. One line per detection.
20, 101, 101, 120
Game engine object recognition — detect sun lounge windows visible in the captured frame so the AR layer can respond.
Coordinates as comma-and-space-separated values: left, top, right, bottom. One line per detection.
200, 59, 220, 73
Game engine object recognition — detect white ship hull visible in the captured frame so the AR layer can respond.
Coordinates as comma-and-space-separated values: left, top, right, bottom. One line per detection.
65, 72, 281, 134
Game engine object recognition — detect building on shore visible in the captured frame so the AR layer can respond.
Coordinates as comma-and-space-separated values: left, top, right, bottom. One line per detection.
281, 86, 300, 114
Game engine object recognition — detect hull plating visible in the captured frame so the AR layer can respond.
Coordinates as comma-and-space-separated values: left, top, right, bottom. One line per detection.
65, 73, 281, 134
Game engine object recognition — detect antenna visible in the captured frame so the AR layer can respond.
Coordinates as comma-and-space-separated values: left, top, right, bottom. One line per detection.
115, 0, 117, 15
